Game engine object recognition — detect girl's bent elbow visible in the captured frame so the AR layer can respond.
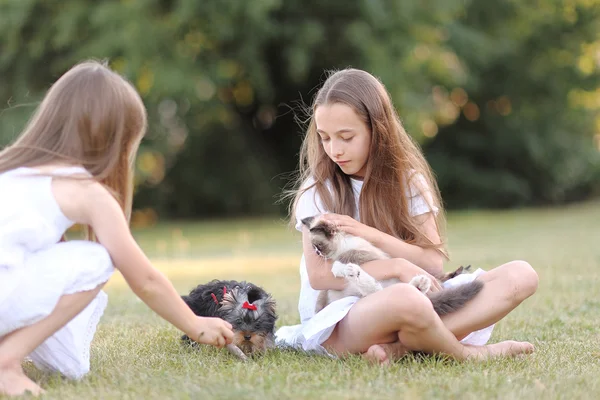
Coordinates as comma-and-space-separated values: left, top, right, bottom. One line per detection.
305, 257, 330, 290
307, 271, 326, 290
428, 253, 444, 276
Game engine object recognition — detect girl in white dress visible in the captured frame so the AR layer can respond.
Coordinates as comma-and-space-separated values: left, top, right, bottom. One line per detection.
275, 68, 539, 364
0, 60, 234, 397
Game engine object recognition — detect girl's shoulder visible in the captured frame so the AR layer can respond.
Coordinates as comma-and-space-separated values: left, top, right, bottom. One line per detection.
51, 176, 113, 225
403, 170, 439, 217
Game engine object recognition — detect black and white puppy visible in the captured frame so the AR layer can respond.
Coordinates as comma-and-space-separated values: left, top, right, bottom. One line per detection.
181, 279, 277, 360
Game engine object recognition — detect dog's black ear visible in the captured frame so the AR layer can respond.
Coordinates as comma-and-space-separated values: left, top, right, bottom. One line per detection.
301, 216, 315, 227
246, 286, 263, 304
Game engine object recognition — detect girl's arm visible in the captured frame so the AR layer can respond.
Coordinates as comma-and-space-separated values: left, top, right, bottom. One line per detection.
55, 179, 234, 347
322, 213, 445, 276
302, 227, 430, 290
369, 213, 445, 275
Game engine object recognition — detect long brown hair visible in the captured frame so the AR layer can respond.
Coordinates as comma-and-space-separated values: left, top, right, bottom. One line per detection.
0, 59, 147, 236
289, 68, 448, 256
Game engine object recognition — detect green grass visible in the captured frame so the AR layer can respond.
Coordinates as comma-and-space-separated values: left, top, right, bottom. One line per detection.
23, 201, 600, 399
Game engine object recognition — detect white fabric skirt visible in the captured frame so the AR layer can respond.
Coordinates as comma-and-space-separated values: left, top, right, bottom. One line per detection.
275, 268, 494, 356
0, 241, 114, 379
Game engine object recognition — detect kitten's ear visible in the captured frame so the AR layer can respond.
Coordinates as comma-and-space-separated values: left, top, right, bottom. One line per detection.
323, 224, 336, 238
301, 216, 315, 227
309, 224, 335, 238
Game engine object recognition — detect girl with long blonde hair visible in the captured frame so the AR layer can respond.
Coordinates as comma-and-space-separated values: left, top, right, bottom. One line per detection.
0, 60, 233, 396
276, 68, 539, 363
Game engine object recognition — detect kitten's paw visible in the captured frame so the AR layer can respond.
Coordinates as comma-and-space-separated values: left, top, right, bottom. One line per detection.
331, 261, 361, 279
409, 275, 432, 293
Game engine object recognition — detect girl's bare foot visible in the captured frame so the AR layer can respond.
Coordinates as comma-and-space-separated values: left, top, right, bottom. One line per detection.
0, 365, 45, 397
363, 341, 409, 366
363, 344, 390, 365
465, 340, 534, 361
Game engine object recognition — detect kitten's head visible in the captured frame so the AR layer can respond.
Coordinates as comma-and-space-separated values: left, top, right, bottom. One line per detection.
301, 215, 341, 259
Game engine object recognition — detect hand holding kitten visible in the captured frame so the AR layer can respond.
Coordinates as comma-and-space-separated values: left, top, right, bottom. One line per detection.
396, 263, 442, 292
322, 213, 382, 244
322, 214, 441, 292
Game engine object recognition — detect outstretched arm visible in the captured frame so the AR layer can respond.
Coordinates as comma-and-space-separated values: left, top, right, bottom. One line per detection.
53, 179, 234, 347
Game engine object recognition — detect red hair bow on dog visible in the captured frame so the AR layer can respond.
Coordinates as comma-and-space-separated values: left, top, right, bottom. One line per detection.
242, 301, 257, 311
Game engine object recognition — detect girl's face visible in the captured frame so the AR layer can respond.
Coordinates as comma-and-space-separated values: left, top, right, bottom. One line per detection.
315, 103, 371, 179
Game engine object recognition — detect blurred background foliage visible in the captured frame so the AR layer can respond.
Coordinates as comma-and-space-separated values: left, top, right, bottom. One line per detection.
1, 0, 599, 221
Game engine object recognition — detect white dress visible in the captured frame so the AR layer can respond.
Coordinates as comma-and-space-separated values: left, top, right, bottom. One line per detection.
0, 166, 115, 379
275, 175, 495, 356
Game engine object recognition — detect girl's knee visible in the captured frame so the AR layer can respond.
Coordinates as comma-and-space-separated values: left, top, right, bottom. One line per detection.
78, 241, 114, 274
385, 284, 436, 330
58, 240, 113, 271
91, 244, 113, 270
506, 260, 538, 300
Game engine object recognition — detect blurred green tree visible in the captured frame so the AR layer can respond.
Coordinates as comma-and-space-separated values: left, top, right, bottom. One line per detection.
424, 0, 600, 208
0, 0, 598, 218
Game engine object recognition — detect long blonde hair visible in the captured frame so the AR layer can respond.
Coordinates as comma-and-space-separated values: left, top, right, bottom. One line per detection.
0, 59, 147, 236
290, 68, 448, 256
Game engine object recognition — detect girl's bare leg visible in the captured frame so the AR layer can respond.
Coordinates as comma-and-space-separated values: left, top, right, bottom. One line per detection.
363, 259, 538, 364
0, 284, 103, 397
440, 260, 538, 340
323, 283, 534, 364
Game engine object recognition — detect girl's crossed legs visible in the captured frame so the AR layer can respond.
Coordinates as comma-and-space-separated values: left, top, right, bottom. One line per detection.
323, 259, 539, 364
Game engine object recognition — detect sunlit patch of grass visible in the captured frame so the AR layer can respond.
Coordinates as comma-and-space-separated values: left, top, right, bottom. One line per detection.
31, 201, 600, 399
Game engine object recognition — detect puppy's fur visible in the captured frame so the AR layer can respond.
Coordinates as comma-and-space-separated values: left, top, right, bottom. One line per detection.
181, 279, 277, 358
301, 215, 483, 315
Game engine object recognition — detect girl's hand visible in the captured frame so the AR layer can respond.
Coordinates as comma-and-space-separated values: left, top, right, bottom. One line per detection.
322, 213, 381, 244
192, 317, 235, 348
396, 262, 442, 293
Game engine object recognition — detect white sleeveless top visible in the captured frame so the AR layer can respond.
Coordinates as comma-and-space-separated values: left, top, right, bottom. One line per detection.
0, 166, 87, 304
0, 165, 116, 380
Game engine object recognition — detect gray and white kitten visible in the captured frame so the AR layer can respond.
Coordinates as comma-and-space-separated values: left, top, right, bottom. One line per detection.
301, 215, 483, 314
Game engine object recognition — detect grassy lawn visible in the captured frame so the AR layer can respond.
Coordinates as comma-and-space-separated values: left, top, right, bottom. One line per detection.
25, 201, 600, 399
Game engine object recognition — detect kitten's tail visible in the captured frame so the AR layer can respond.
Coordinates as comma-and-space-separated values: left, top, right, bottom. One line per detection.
428, 280, 484, 316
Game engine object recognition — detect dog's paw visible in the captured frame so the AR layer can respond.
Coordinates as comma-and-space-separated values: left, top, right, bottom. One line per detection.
409, 275, 432, 294
331, 261, 361, 279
